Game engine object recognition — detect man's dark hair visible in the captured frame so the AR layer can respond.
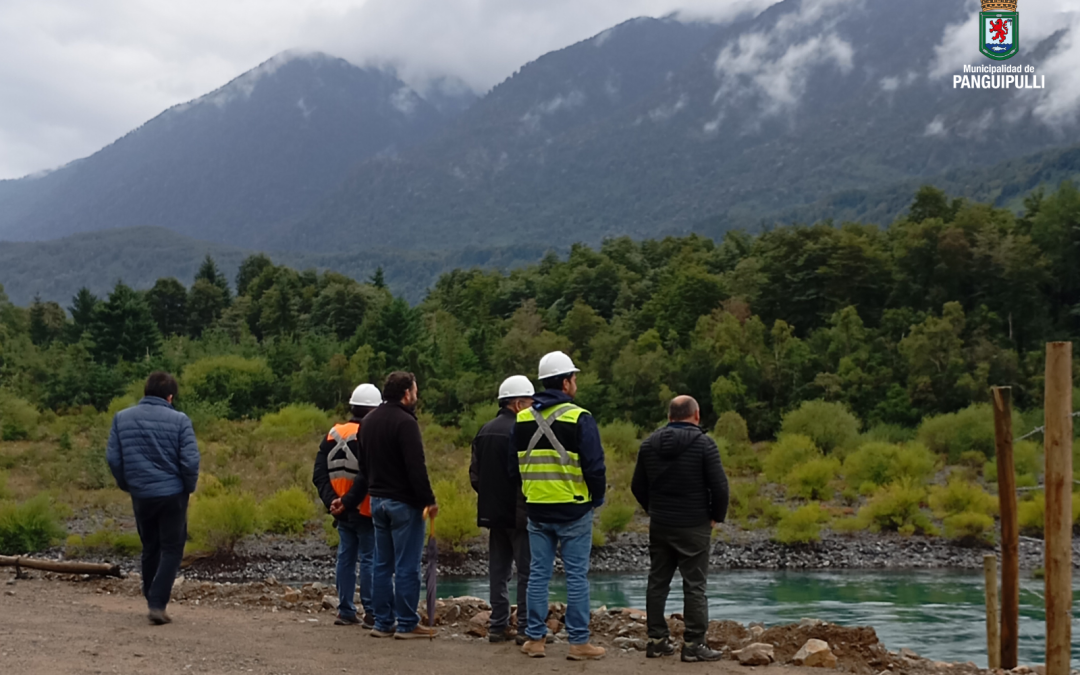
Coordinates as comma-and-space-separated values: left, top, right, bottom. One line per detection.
350, 405, 375, 419
383, 371, 416, 402
145, 371, 179, 400
668, 396, 700, 421
541, 374, 572, 392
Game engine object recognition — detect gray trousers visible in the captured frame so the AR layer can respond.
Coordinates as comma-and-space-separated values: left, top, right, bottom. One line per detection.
646, 522, 712, 645
488, 527, 530, 631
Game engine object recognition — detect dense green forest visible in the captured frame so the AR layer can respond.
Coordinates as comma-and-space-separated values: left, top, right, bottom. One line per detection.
2, 183, 1080, 438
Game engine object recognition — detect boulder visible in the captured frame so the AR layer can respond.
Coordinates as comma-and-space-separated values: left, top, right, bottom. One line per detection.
322, 596, 338, 611
613, 637, 647, 652
282, 589, 301, 604
900, 648, 921, 661
736, 643, 776, 666
749, 625, 765, 639
793, 639, 837, 668
467, 611, 490, 637
546, 618, 561, 634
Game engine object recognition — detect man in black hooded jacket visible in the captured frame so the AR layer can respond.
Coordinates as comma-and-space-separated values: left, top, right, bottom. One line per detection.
631, 395, 729, 663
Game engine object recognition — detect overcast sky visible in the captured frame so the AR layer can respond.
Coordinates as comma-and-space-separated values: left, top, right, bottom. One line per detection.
2, 0, 1078, 181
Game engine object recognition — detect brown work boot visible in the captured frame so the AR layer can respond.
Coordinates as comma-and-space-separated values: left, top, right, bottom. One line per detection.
567, 643, 606, 661
395, 625, 438, 640
520, 640, 546, 658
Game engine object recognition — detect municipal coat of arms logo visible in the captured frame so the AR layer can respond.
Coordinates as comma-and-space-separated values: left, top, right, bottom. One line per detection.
980, 0, 1019, 61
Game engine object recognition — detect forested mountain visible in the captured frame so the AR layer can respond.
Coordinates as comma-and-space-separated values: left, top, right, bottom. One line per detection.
0, 52, 459, 245
269, 0, 1078, 251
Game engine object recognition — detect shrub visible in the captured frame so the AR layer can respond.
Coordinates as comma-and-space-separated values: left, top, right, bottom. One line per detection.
775, 502, 827, 544
861, 423, 916, 444
598, 498, 635, 536
188, 492, 260, 553
714, 411, 751, 446
323, 515, 339, 548
432, 475, 480, 551
0, 494, 66, 554
843, 442, 938, 492
458, 403, 500, 444
0, 390, 40, 441
257, 404, 331, 440
916, 404, 1019, 462
942, 511, 995, 543
855, 479, 935, 535
1017, 494, 1045, 535
729, 479, 784, 529
785, 457, 841, 500
780, 400, 860, 454
0, 470, 8, 500
763, 434, 821, 482
600, 421, 641, 463
715, 436, 761, 476
66, 524, 142, 558
928, 479, 997, 519
984, 440, 1041, 484
259, 487, 316, 535
592, 528, 607, 547
181, 355, 275, 419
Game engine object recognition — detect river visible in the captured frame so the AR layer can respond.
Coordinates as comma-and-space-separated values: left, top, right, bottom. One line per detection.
437, 569, 1077, 668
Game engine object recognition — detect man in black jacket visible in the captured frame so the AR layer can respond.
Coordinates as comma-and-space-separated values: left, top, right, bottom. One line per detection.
337, 372, 438, 640
631, 395, 729, 663
469, 375, 534, 644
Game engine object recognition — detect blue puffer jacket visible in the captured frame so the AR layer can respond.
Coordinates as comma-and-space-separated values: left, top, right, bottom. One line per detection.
106, 397, 200, 499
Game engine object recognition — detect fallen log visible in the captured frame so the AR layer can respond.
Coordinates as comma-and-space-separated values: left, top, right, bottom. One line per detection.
0, 555, 122, 578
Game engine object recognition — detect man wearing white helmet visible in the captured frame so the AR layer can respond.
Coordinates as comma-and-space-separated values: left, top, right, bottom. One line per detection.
469, 375, 536, 644
313, 383, 381, 628
511, 351, 607, 661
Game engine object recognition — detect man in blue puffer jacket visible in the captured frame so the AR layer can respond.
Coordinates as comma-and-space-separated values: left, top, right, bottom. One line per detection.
107, 371, 200, 625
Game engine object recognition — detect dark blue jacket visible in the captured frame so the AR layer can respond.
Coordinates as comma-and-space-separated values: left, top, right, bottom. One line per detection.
510, 389, 606, 523
106, 397, 200, 499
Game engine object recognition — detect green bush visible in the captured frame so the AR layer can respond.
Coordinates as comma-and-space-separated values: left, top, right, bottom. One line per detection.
259, 487, 316, 535
458, 403, 500, 445
188, 491, 260, 553
0, 470, 8, 500
714, 411, 751, 446
599, 421, 641, 463
181, 355, 275, 419
592, 528, 607, 547
843, 442, 938, 493
855, 479, 935, 535
66, 524, 142, 558
0, 494, 66, 555
598, 498, 635, 536
763, 434, 821, 482
432, 475, 480, 551
715, 436, 762, 476
729, 479, 784, 529
861, 423, 916, 444
775, 502, 828, 544
942, 511, 995, 543
780, 400, 860, 454
1017, 494, 1045, 535
323, 515, 340, 548
0, 390, 40, 441
784, 457, 841, 500
984, 440, 1041, 485
257, 404, 331, 440
928, 479, 997, 518
916, 404, 1019, 462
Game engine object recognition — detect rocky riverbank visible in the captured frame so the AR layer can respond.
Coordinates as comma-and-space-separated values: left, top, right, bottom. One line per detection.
49, 526, 1063, 583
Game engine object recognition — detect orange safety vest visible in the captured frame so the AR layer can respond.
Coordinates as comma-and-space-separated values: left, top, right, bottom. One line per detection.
326, 422, 371, 517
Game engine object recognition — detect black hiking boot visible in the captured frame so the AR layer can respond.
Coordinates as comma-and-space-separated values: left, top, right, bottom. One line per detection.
681, 642, 723, 662
489, 628, 515, 643
334, 613, 361, 626
646, 639, 675, 658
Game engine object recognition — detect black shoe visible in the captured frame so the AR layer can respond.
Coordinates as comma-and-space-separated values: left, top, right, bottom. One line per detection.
335, 614, 361, 626
681, 643, 723, 663
515, 633, 528, 646
646, 639, 675, 658
361, 614, 375, 630
489, 629, 514, 643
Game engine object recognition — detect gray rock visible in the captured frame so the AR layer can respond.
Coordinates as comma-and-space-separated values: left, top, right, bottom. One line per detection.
736, 643, 775, 666
613, 637, 647, 652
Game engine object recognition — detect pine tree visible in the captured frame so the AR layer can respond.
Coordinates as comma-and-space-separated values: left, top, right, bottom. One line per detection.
195, 255, 232, 302
370, 266, 386, 289
90, 282, 162, 363
67, 287, 99, 342
146, 277, 189, 337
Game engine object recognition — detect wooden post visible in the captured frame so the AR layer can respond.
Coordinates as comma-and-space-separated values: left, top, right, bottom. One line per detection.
993, 386, 1020, 669
984, 555, 1001, 670
1043, 342, 1073, 675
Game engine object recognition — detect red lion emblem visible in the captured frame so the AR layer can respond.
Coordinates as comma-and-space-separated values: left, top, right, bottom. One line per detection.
989, 19, 1010, 43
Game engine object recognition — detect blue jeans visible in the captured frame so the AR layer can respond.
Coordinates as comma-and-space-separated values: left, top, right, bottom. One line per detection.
526, 512, 593, 645
335, 517, 375, 619
370, 497, 426, 633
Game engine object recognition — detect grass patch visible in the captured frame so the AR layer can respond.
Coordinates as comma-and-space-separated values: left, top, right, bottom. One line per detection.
0, 494, 67, 555
65, 522, 142, 558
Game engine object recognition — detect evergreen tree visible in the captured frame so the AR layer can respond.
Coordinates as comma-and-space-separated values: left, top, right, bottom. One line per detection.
66, 287, 99, 342
195, 255, 232, 302
146, 277, 189, 337
236, 254, 274, 297
90, 282, 162, 363
188, 279, 228, 338
370, 266, 386, 289
29, 296, 67, 346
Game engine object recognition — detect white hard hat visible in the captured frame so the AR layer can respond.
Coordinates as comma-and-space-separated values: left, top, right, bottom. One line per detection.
349, 383, 382, 407
538, 351, 579, 380
498, 375, 535, 400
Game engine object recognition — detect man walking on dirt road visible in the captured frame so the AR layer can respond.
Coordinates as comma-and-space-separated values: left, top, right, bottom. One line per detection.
631, 395, 728, 662
470, 375, 535, 644
511, 351, 607, 661
106, 371, 199, 626
337, 371, 438, 640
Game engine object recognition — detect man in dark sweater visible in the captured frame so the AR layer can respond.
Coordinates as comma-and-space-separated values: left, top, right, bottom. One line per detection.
337, 371, 438, 640
469, 375, 534, 644
631, 395, 729, 663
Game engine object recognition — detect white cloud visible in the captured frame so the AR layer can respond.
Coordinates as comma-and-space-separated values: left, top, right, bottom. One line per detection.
648, 94, 688, 121
925, 116, 947, 137
880, 76, 900, 92
521, 91, 586, 131
390, 86, 420, 116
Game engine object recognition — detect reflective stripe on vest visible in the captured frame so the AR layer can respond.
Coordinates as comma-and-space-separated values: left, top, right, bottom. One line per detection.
517, 404, 591, 505
326, 422, 371, 517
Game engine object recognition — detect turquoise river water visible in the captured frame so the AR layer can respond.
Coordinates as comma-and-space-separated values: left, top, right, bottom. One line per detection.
437, 570, 1078, 668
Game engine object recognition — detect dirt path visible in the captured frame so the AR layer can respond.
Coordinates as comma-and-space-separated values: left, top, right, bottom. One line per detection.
0, 576, 803, 675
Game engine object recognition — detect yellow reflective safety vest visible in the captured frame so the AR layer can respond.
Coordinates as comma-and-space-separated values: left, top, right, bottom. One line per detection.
515, 404, 592, 505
